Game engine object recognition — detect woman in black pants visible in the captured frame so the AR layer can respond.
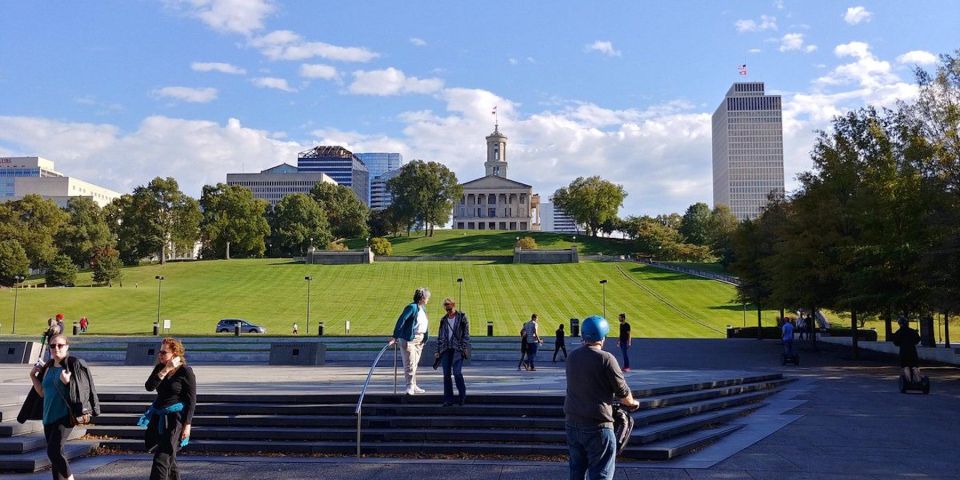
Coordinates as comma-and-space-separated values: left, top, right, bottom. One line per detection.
142, 337, 196, 480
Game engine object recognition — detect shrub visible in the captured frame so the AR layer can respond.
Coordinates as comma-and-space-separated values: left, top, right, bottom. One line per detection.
46, 254, 78, 287
369, 237, 393, 256
326, 241, 348, 251
517, 236, 538, 249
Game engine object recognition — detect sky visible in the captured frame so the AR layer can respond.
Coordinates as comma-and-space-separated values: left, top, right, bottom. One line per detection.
0, 1, 957, 217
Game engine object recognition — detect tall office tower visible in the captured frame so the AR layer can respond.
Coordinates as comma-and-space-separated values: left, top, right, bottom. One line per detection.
712, 82, 785, 221
369, 168, 402, 211
297, 146, 370, 206
355, 153, 403, 179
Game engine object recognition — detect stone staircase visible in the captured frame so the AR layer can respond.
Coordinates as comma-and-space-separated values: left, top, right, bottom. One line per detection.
0, 397, 97, 474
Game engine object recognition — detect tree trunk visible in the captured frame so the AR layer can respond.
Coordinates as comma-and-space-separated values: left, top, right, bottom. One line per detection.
945, 310, 951, 349
810, 306, 817, 347
757, 305, 762, 340
226, 241, 231, 260
851, 310, 859, 359
884, 308, 893, 341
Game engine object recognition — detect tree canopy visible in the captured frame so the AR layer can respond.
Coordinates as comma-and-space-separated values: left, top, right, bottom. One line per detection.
552, 176, 626, 237
200, 183, 270, 259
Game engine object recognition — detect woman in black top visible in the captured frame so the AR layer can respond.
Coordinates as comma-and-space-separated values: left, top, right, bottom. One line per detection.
553, 324, 567, 362
144, 337, 196, 480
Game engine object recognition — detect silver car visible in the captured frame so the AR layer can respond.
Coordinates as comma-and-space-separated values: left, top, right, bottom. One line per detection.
216, 318, 266, 334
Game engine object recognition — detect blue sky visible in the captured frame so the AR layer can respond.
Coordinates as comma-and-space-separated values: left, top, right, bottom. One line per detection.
1, 1, 957, 216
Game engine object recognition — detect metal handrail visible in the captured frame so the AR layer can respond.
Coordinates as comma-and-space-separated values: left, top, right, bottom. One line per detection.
355, 342, 398, 457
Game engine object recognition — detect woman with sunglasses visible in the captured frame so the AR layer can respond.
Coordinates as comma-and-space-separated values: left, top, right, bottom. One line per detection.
24, 334, 100, 480
142, 337, 196, 480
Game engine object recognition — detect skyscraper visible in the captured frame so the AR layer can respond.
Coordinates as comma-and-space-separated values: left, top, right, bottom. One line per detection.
712, 82, 785, 221
355, 152, 402, 179
297, 146, 370, 206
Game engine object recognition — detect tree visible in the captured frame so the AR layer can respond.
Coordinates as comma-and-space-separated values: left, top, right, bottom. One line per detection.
46, 254, 78, 287
200, 183, 270, 259
310, 182, 369, 240
706, 205, 739, 267
54, 197, 114, 268
91, 246, 123, 287
387, 160, 462, 236
679, 202, 712, 245
0, 239, 29, 286
368, 207, 404, 237
552, 176, 627, 237
633, 216, 682, 257
268, 194, 332, 257
107, 178, 201, 264
0, 195, 68, 268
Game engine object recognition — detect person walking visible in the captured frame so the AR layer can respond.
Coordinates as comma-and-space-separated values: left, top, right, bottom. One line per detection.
79, 317, 88, 333
522, 314, 543, 371
553, 324, 567, 362
782, 317, 795, 356
565, 315, 639, 480
55, 313, 65, 337
388, 287, 431, 395
518, 329, 529, 371
435, 298, 470, 406
142, 337, 196, 480
617, 313, 632, 372
892, 316, 922, 383
21, 334, 100, 480
292, 322, 299, 335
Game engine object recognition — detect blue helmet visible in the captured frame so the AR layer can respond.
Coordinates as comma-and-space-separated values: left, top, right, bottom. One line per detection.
581, 315, 610, 342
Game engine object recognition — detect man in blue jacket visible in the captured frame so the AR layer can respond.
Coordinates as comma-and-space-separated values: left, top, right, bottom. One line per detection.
388, 287, 431, 395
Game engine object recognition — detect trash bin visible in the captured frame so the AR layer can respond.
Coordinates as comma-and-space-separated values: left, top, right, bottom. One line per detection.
487, 321, 494, 336
318, 321, 324, 336
72, 322, 79, 335
570, 318, 580, 337
152, 322, 159, 336
234, 323, 241, 336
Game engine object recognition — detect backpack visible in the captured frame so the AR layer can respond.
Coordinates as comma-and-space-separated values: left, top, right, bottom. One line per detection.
612, 404, 634, 455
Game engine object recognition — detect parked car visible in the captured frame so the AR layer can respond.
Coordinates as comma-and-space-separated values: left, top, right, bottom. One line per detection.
216, 318, 266, 334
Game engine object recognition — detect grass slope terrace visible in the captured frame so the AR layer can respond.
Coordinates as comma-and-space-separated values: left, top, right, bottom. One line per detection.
344, 229, 634, 256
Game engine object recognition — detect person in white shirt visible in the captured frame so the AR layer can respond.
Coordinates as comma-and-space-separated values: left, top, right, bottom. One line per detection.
388, 288, 431, 395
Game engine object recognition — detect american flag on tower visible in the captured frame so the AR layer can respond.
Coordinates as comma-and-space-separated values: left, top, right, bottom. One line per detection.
491, 106, 497, 115
738, 64, 748, 76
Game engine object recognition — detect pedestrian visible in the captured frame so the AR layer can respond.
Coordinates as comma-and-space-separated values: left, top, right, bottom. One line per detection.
55, 313, 65, 337
142, 337, 196, 480
891, 316, 922, 383
553, 323, 567, 362
617, 313, 631, 372
797, 314, 807, 341
518, 329, 529, 371
20, 334, 99, 480
564, 315, 639, 480
388, 287, 430, 395
79, 317, 89, 333
522, 314, 543, 371
435, 297, 470, 406
292, 322, 299, 335
782, 317, 795, 356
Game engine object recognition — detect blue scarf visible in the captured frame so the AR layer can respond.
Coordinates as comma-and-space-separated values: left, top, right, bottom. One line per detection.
137, 402, 184, 437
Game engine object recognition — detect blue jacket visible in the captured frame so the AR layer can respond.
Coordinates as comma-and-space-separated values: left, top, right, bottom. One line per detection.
392, 303, 428, 342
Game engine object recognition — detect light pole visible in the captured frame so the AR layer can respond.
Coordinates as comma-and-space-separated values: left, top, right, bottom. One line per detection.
600, 279, 608, 319
154, 275, 164, 329
305, 276, 313, 333
457, 277, 463, 311
11, 275, 23, 334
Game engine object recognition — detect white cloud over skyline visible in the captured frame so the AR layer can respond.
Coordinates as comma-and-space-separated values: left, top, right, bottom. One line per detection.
779, 33, 817, 53
843, 6, 873, 25
153, 86, 219, 103
249, 30, 379, 62
299, 63, 338, 80
191, 62, 246, 75
251, 77, 296, 92
586, 41, 622, 57
348, 68, 444, 96
168, 0, 276, 35
735, 15, 778, 32
896, 50, 939, 66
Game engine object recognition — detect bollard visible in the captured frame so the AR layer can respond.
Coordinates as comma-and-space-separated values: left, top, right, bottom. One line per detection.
318, 321, 324, 336
72, 322, 79, 335
570, 318, 580, 337
234, 323, 241, 336
152, 322, 159, 336
487, 321, 494, 336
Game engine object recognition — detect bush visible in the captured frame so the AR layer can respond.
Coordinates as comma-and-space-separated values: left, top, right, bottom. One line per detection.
92, 246, 123, 286
516, 236, 538, 249
46, 254, 78, 287
326, 241, 348, 251
369, 237, 393, 256
0, 239, 30, 286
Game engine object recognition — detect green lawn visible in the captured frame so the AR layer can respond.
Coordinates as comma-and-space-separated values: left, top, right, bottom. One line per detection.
0, 259, 778, 338
346, 229, 634, 256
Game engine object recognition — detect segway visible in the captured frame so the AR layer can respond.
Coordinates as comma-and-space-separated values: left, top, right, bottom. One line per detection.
782, 351, 800, 366
898, 374, 930, 394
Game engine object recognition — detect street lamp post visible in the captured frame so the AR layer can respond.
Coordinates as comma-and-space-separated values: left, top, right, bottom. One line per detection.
11, 275, 23, 334
154, 275, 164, 331
457, 277, 463, 311
600, 279, 608, 319
305, 276, 313, 333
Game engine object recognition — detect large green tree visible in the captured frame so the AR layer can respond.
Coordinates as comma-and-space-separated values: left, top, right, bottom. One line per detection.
91, 246, 123, 287
0, 239, 29, 286
54, 196, 114, 268
45, 254, 78, 287
107, 178, 201, 264
705, 205, 739, 267
387, 160, 462, 236
679, 202, 712, 246
0, 195, 68, 268
268, 193, 332, 256
310, 182, 369, 240
552, 176, 627, 237
199, 183, 270, 259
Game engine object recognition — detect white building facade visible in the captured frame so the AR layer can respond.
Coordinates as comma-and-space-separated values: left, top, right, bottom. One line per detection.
0, 156, 120, 207
226, 163, 337, 207
711, 82, 785, 221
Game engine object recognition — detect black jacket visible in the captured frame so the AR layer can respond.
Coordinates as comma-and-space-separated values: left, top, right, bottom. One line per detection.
435, 311, 471, 355
18, 355, 101, 423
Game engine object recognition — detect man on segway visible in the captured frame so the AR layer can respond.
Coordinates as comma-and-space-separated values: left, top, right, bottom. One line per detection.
891, 315, 928, 394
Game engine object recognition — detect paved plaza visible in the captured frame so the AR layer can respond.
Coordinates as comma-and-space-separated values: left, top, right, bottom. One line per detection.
2, 339, 958, 479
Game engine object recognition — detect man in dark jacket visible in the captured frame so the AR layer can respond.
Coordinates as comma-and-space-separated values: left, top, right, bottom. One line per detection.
892, 316, 922, 382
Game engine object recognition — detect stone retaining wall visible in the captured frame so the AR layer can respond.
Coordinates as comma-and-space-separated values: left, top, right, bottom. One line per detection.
513, 247, 578, 264
306, 248, 373, 264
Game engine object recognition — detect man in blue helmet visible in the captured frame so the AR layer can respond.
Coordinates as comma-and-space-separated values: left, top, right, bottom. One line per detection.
564, 315, 639, 479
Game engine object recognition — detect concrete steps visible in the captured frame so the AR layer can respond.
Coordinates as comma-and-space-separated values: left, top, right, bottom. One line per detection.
0, 408, 93, 474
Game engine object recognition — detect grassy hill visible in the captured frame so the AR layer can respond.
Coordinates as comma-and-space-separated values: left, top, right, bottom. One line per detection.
1, 259, 780, 338
346, 229, 634, 256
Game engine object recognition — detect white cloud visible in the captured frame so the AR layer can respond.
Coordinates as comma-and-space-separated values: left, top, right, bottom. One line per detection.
735, 15, 777, 32
348, 68, 444, 96
168, 0, 275, 35
816, 42, 899, 89
409, 37, 427, 47
896, 50, 939, 66
299, 63, 338, 80
251, 77, 296, 92
779, 33, 817, 53
749, 48, 763, 54
153, 86, 218, 103
249, 30, 379, 62
843, 6, 872, 25
586, 41, 621, 57
191, 62, 246, 75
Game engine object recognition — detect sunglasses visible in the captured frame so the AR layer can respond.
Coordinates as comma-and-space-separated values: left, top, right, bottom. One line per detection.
49, 343, 67, 349
159, 350, 172, 355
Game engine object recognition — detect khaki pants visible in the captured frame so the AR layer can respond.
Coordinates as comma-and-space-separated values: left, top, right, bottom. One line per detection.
400, 333, 425, 388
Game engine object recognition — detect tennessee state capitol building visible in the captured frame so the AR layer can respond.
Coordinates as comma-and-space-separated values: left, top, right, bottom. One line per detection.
453, 125, 540, 231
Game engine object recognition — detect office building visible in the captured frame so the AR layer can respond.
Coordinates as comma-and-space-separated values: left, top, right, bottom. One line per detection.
226, 163, 337, 207
370, 168, 403, 211
0, 156, 120, 207
355, 153, 402, 179
539, 201, 580, 233
711, 82, 785, 221
297, 146, 370, 206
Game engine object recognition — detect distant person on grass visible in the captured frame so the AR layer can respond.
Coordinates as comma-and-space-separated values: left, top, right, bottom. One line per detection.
617, 313, 631, 372
553, 323, 567, 362
388, 287, 431, 395
522, 314, 543, 371
565, 315, 639, 480
892, 316, 922, 383
435, 297, 470, 406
